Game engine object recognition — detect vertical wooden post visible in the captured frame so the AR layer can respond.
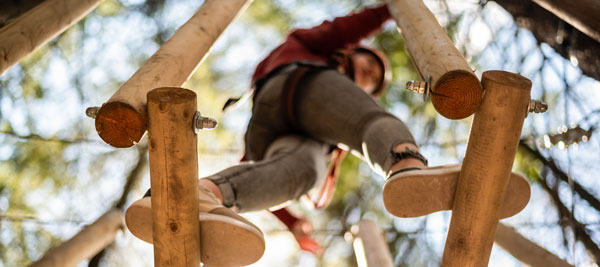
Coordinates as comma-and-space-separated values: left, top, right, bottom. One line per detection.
147, 87, 200, 266
353, 219, 394, 267
386, 0, 483, 120
30, 209, 123, 267
495, 223, 574, 267
94, 0, 252, 148
441, 71, 531, 266
0, 0, 102, 75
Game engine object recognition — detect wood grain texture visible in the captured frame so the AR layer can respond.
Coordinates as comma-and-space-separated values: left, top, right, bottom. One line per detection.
495, 223, 574, 267
31, 209, 123, 267
95, 0, 252, 147
0, 0, 101, 75
441, 71, 531, 267
147, 87, 200, 267
387, 0, 482, 119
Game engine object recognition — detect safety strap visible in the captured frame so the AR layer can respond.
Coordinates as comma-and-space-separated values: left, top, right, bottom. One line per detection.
281, 65, 313, 131
311, 148, 348, 209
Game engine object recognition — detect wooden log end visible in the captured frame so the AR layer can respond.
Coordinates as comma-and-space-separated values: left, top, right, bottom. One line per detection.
147, 87, 196, 104
481, 70, 532, 90
431, 70, 483, 120
95, 102, 146, 148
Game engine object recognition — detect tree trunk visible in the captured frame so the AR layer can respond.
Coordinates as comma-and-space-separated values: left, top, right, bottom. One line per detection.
495, 223, 573, 267
0, 0, 103, 75
0, 0, 46, 27
492, 0, 600, 82
30, 209, 123, 267
532, 0, 600, 43
442, 71, 531, 267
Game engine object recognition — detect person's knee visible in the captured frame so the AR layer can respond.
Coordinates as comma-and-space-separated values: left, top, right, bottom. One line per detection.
264, 135, 306, 159
360, 115, 417, 174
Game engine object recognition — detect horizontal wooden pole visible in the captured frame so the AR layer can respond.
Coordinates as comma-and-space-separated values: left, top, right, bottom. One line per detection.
532, 0, 600, 43
387, 0, 483, 120
147, 87, 200, 267
30, 209, 123, 267
495, 223, 574, 267
94, 0, 252, 148
0, 0, 102, 75
354, 219, 394, 267
442, 71, 531, 266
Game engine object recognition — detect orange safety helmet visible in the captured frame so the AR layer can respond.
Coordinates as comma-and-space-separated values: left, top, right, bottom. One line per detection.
352, 45, 392, 97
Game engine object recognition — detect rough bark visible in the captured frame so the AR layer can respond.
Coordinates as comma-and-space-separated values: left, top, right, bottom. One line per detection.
532, 0, 600, 43
0, 0, 46, 27
492, 0, 600, 82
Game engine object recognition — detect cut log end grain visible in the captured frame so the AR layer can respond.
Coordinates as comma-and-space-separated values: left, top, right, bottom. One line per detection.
95, 101, 145, 148
482, 70, 532, 90
431, 70, 483, 120
147, 87, 196, 104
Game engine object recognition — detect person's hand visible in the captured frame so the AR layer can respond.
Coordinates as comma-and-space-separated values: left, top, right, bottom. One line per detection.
291, 218, 324, 255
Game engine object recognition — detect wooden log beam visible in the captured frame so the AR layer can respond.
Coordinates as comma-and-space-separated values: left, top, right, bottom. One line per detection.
494, 223, 574, 267
147, 87, 200, 267
532, 0, 600, 43
387, 0, 483, 120
30, 209, 123, 267
441, 71, 531, 266
94, 0, 251, 148
0, 0, 102, 75
353, 219, 394, 267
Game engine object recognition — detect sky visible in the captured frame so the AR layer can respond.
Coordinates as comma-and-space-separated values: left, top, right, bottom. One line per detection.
2, 0, 600, 266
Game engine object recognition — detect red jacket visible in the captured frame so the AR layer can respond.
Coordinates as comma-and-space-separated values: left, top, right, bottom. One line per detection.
252, 5, 391, 85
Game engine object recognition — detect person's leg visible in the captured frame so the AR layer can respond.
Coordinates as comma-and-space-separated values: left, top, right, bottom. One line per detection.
291, 69, 424, 175
205, 135, 327, 212
289, 70, 529, 218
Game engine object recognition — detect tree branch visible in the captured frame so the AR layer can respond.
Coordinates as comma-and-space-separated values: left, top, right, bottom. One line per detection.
537, 170, 600, 263
519, 140, 600, 262
88, 143, 148, 267
519, 141, 600, 213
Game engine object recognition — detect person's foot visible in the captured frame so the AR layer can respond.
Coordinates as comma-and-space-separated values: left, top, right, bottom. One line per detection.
382, 164, 530, 218
125, 185, 265, 266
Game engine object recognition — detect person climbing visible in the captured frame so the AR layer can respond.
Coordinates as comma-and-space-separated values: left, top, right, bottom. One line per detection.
124, 4, 529, 266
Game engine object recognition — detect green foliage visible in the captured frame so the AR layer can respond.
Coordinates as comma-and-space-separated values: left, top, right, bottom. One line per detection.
1, 0, 598, 265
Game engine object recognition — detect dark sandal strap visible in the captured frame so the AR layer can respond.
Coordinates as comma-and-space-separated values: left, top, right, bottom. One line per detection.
387, 167, 422, 179
143, 188, 151, 198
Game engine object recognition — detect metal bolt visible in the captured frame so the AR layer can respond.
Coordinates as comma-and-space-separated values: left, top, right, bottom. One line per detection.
86, 106, 99, 119
406, 80, 428, 94
194, 111, 217, 134
528, 99, 548, 113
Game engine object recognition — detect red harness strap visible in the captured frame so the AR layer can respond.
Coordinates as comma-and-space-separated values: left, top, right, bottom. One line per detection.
312, 148, 348, 209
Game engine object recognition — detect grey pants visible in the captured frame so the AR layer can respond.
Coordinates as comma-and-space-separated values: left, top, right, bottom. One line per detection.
208, 67, 415, 212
